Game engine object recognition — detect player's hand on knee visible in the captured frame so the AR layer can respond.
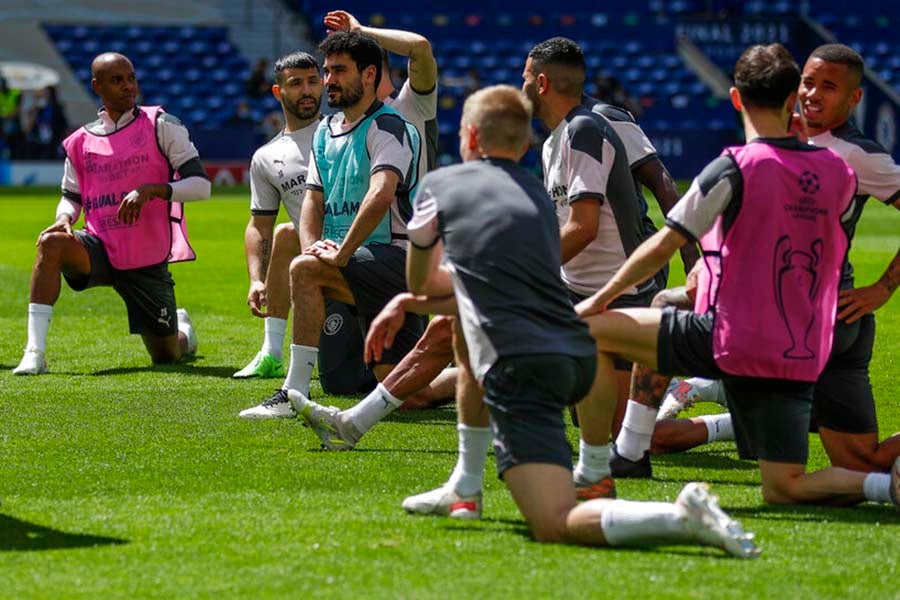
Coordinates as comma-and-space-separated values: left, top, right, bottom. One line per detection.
837, 283, 891, 323
308, 240, 346, 267
364, 295, 408, 363
685, 260, 704, 303
304, 239, 337, 255
575, 293, 609, 318
36, 217, 74, 245
248, 281, 268, 317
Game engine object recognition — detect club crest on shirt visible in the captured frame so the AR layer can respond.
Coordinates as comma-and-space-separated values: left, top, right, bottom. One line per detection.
323, 313, 343, 335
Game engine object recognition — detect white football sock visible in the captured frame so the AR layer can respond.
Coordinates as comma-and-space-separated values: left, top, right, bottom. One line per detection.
344, 383, 402, 434
863, 473, 892, 504
262, 317, 287, 360
599, 500, 691, 545
574, 440, 612, 483
615, 400, 658, 461
447, 424, 492, 497
701, 413, 734, 442
283, 344, 317, 397
26, 303, 53, 354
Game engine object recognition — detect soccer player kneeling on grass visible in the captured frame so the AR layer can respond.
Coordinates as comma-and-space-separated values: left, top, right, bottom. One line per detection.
13, 53, 209, 374
375, 84, 760, 557
575, 44, 900, 508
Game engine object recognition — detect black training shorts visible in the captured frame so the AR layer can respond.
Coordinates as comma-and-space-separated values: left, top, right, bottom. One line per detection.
64, 230, 177, 337
483, 353, 596, 477
318, 299, 377, 395
339, 243, 426, 365
811, 314, 878, 434
657, 307, 815, 464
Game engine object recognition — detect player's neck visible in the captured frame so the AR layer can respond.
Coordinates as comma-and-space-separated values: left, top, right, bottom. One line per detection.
284, 112, 320, 133
343, 92, 377, 123
742, 110, 792, 141
103, 104, 133, 124
376, 79, 396, 101
543, 98, 580, 130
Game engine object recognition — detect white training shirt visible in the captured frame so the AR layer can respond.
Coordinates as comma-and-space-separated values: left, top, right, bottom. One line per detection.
249, 119, 319, 229
544, 107, 641, 296
808, 126, 900, 204
385, 79, 437, 182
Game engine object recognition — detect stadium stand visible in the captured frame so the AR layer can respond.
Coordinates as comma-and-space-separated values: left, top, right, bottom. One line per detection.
1, 0, 897, 175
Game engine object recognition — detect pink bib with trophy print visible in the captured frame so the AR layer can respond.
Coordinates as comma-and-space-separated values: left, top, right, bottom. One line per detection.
693, 142, 855, 382
62, 105, 194, 270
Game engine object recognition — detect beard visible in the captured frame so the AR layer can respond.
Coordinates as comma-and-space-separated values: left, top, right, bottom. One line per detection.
523, 82, 542, 122
284, 94, 321, 121
327, 77, 365, 109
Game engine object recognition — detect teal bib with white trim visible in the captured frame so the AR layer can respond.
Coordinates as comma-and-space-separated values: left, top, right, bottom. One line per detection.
312, 101, 420, 245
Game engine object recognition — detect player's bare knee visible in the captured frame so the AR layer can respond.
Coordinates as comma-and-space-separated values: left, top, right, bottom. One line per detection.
289, 254, 319, 285
761, 478, 801, 505
149, 348, 179, 364
273, 223, 295, 248
531, 521, 567, 544
650, 287, 689, 309
36, 231, 70, 261
421, 317, 453, 348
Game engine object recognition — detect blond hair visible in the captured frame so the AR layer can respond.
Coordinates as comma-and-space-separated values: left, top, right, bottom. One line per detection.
461, 85, 533, 152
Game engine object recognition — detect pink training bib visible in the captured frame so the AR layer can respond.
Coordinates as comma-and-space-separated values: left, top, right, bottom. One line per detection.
694, 142, 856, 382
63, 106, 194, 270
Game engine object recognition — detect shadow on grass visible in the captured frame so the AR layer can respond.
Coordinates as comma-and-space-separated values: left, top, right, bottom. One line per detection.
653, 450, 758, 472
310, 447, 458, 455
442, 519, 739, 559
727, 503, 900, 524
384, 409, 457, 426
91, 360, 237, 379
0, 514, 127, 552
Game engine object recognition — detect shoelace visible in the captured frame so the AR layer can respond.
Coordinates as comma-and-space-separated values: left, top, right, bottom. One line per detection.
261, 389, 288, 407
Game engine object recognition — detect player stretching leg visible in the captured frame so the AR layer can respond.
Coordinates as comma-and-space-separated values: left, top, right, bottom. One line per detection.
621, 45, 900, 476
579, 44, 900, 507
392, 84, 759, 556
14, 53, 209, 374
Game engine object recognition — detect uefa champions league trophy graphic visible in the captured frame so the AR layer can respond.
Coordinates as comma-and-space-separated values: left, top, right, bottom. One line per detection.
773, 236, 824, 360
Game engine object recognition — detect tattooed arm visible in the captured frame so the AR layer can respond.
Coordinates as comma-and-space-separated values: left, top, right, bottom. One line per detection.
245, 214, 277, 317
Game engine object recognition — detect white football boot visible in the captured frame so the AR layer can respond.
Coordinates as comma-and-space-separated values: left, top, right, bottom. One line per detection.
402, 484, 483, 520
290, 391, 361, 451
12, 348, 49, 375
238, 389, 297, 419
176, 308, 198, 356
677, 482, 760, 558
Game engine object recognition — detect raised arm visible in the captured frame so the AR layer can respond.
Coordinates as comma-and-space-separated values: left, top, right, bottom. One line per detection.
324, 10, 437, 93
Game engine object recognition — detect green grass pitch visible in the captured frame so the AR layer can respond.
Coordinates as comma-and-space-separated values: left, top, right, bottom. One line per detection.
0, 186, 898, 599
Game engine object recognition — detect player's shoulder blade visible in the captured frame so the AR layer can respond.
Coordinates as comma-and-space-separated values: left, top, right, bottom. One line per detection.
566, 109, 609, 157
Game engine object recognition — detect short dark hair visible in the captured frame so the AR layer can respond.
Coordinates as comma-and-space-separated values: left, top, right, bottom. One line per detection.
733, 43, 800, 110
527, 37, 585, 98
273, 51, 319, 84
810, 43, 864, 86
318, 31, 383, 89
